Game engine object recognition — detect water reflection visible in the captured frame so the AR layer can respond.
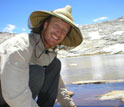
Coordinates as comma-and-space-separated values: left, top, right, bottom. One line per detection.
90, 56, 104, 80
60, 54, 124, 84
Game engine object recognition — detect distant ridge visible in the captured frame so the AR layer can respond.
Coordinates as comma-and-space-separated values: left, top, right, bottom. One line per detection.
58, 17, 124, 57
0, 17, 124, 57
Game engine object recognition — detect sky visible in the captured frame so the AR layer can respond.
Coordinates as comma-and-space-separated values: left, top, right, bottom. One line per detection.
0, 0, 124, 33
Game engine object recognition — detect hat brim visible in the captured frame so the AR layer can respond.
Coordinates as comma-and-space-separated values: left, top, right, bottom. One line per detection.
29, 11, 83, 47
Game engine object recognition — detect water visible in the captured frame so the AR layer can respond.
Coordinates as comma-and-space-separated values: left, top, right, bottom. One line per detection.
60, 54, 124, 84
55, 54, 124, 106
55, 83, 124, 107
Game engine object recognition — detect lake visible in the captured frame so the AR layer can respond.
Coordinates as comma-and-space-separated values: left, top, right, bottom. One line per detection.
60, 54, 124, 84
55, 54, 124, 107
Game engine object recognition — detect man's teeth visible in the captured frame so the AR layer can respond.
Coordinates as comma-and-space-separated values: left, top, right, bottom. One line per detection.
52, 35, 58, 40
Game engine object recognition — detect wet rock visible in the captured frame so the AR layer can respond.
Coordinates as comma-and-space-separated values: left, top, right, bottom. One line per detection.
72, 79, 124, 85
99, 90, 124, 101
121, 96, 124, 104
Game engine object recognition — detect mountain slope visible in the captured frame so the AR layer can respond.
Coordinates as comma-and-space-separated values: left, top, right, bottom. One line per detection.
58, 17, 124, 57
0, 17, 124, 58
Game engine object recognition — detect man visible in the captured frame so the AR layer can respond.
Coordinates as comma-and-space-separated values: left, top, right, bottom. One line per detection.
0, 5, 83, 107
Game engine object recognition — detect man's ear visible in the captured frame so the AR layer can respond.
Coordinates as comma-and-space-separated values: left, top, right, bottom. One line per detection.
43, 21, 48, 29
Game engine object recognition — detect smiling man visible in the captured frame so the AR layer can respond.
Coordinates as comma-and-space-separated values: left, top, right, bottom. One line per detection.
0, 5, 83, 107
41, 17, 71, 48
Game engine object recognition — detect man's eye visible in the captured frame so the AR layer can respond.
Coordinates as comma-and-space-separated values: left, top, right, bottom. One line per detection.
54, 24, 58, 28
63, 30, 67, 35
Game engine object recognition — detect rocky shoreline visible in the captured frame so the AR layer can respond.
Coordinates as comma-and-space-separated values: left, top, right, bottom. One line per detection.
72, 79, 124, 85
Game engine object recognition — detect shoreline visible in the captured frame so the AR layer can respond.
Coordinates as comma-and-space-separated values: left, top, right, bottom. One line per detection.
55, 82, 124, 107
72, 79, 124, 85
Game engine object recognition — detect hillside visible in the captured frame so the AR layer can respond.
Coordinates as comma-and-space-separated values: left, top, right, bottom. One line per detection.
58, 17, 124, 57
0, 17, 124, 58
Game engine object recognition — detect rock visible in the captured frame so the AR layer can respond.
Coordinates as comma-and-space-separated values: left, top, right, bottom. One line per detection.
99, 90, 124, 101
0, 32, 16, 44
121, 96, 124, 104
72, 79, 124, 85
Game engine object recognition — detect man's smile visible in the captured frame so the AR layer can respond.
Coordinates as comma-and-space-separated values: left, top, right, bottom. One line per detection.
51, 34, 59, 41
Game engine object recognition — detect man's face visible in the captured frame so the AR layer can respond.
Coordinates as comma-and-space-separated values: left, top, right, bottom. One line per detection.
41, 17, 71, 48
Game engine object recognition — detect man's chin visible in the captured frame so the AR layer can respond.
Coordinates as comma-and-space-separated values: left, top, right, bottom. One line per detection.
48, 44, 56, 48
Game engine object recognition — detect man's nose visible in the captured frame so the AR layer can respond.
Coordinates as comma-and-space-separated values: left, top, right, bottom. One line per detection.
56, 28, 62, 36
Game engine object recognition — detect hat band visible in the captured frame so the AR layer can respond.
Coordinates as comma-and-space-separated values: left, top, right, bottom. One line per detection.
54, 13, 74, 24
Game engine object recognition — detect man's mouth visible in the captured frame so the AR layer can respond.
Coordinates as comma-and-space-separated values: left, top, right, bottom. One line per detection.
51, 34, 59, 40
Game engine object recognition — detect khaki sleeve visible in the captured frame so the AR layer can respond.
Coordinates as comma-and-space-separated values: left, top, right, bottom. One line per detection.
57, 76, 76, 107
1, 34, 39, 107
57, 87, 75, 107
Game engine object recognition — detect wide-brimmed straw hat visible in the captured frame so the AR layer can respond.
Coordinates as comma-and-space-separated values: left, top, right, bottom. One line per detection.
28, 5, 83, 48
